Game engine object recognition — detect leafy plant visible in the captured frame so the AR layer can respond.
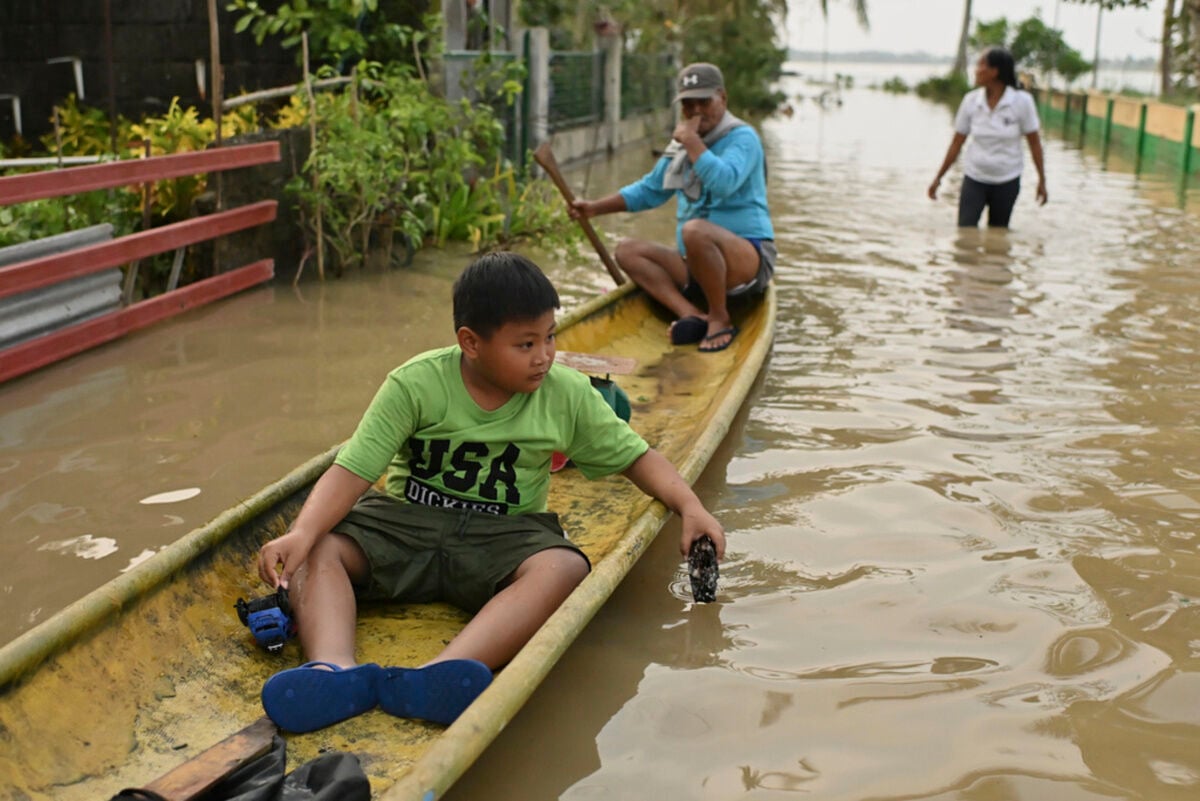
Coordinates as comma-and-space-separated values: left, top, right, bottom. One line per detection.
127, 99, 219, 220
286, 61, 575, 275
221, 104, 262, 139
226, 0, 437, 70
39, 94, 124, 155
915, 71, 971, 104
270, 94, 311, 129
0, 191, 139, 249
228, 0, 379, 64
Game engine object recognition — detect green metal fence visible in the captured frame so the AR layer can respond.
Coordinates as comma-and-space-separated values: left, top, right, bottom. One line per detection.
621, 53, 676, 118
442, 50, 523, 164
548, 51, 606, 131
1036, 89, 1198, 184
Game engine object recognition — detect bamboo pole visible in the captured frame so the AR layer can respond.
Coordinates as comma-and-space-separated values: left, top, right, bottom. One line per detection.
208, 0, 223, 154
303, 33, 324, 281
223, 77, 355, 110
103, 0, 117, 154
52, 108, 63, 168
207, 0, 225, 279
207, 0, 224, 208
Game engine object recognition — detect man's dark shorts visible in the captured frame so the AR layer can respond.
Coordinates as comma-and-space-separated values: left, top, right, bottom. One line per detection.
333, 491, 590, 613
683, 237, 776, 302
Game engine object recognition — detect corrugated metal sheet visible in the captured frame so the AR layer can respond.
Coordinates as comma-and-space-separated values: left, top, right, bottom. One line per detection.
0, 224, 121, 350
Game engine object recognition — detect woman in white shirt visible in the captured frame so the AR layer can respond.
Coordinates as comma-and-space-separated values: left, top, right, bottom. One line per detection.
928, 47, 1048, 228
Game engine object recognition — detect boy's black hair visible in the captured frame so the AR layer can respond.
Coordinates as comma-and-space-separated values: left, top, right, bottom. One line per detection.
453, 251, 560, 338
984, 47, 1019, 89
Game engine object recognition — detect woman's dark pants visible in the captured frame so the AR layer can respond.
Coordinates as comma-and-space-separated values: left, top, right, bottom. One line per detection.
958, 175, 1021, 228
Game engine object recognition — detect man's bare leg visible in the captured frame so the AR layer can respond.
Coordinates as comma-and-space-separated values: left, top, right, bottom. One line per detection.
614, 238, 698, 321
432, 547, 590, 669
290, 532, 370, 668
680, 219, 760, 349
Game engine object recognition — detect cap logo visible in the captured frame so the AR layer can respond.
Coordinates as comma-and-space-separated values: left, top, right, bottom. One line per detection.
682, 74, 699, 87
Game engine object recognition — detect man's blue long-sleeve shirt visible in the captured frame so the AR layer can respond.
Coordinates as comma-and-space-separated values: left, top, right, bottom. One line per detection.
618, 125, 773, 257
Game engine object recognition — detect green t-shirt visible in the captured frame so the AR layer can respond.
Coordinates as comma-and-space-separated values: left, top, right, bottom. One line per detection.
334, 346, 649, 516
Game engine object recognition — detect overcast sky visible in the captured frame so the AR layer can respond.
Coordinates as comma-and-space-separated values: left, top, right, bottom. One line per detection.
786, 0, 1167, 60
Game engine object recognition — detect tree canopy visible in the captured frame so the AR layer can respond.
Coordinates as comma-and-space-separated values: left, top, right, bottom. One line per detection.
971, 15, 1093, 84
521, 0, 792, 113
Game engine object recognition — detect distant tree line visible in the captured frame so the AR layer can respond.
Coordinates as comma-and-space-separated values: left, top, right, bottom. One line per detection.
520, 0, 789, 114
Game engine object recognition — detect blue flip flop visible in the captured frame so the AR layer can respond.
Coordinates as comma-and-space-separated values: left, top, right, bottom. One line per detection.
261, 661, 384, 733
670, 315, 708, 345
377, 659, 493, 725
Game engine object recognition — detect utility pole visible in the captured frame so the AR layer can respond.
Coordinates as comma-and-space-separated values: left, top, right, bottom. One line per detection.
1049, 0, 1062, 92
1092, 5, 1104, 89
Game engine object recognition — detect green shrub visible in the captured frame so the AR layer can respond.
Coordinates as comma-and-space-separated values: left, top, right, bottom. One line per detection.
288, 62, 574, 275
916, 71, 971, 106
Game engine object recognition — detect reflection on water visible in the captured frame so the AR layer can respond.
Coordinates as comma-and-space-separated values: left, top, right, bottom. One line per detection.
3, 81, 1200, 800
451, 82, 1200, 801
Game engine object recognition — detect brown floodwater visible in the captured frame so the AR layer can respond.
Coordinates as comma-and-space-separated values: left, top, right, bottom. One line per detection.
3, 80, 1200, 800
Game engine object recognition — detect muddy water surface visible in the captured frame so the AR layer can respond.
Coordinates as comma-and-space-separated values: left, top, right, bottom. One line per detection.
2, 80, 1199, 800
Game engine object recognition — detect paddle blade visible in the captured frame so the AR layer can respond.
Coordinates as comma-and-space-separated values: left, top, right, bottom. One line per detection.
688, 535, 719, 603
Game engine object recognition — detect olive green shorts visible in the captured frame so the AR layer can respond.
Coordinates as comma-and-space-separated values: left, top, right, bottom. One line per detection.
332, 491, 590, 613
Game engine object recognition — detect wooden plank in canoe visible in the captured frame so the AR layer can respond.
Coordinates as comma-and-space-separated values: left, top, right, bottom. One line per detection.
138, 716, 277, 801
556, 350, 637, 376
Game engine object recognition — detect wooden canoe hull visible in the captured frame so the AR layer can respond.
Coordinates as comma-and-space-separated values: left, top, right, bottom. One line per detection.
0, 282, 775, 800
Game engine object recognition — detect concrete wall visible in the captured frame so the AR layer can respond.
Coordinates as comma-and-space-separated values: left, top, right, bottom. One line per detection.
550, 110, 673, 169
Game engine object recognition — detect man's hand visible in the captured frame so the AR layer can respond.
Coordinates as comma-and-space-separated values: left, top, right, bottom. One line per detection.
258, 529, 319, 589
569, 198, 593, 220
927, 177, 941, 200
673, 114, 702, 148
1036, 179, 1048, 205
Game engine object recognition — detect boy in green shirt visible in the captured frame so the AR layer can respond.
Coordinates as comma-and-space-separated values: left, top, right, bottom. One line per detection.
257, 252, 726, 733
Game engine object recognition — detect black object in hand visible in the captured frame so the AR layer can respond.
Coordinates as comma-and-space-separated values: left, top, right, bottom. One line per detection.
688, 535, 719, 603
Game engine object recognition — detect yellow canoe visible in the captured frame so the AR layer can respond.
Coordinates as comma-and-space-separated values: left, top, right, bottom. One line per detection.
0, 281, 775, 800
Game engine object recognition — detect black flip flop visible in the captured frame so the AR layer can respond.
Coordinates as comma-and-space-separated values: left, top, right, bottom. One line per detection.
698, 326, 738, 353
669, 315, 708, 345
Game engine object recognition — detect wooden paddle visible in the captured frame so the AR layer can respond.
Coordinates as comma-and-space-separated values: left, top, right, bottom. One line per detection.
119, 716, 277, 801
532, 142, 626, 287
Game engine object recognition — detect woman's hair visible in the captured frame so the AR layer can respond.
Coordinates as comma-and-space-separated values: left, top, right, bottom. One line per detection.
452, 251, 560, 337
983, 47, 1019, 89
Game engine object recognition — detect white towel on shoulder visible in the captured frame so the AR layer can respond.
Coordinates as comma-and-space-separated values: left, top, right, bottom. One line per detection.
661, 111, 746, 201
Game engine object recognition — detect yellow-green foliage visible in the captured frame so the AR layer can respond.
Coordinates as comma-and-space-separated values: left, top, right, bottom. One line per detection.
286, 62, 576, 276
270, 94, 310, 129
39, 97, 267, 223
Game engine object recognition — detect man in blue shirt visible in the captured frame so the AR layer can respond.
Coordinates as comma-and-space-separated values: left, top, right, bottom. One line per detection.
570, 63, 775, 353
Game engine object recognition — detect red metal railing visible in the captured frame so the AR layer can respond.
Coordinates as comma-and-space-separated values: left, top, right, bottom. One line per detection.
0, 141, 281, 383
